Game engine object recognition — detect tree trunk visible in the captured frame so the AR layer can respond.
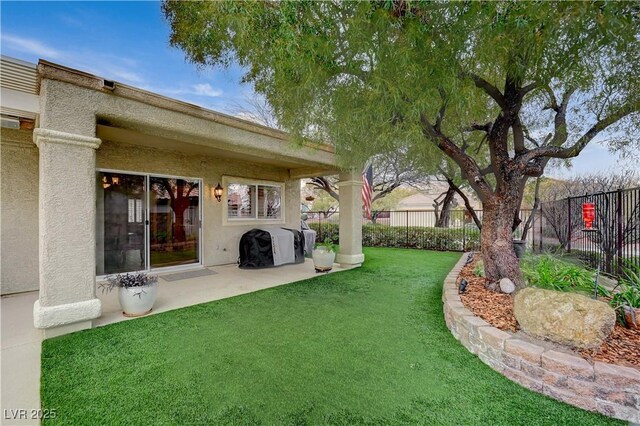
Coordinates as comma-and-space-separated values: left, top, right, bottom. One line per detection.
173, 207, 187, 242
435, 187, 456, 228
481, 198, 524, 290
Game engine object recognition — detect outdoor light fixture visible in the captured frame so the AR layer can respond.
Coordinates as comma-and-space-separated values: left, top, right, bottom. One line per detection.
213, 183, 223, 202
459, 278, 468, 294
465, 253, 474, 265
102, 175, 120, 189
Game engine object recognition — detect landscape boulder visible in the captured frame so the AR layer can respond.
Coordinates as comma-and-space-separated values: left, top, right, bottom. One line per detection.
513, 287, 616, 349
499, 278, 516, 294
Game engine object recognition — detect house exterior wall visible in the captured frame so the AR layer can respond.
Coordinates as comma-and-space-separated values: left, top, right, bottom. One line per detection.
96, 139, 301, 267
0, 133, 303, 296
1, 128, 39, 295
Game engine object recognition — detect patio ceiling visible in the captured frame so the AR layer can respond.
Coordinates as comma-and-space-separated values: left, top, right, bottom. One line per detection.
96, 123, 332, 172
37, 59, 339, 178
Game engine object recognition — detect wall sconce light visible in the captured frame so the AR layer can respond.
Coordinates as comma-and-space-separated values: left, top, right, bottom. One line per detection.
213, 182, 223, 202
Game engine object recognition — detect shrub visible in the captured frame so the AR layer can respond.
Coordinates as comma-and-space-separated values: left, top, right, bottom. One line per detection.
307, 223, 480, 252
610, 264, 640, 326
521, 254, 609, 296
473, 260, 485, 277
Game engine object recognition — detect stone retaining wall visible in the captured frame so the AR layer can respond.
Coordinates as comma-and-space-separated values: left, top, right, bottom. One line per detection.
442, 254, 640, 423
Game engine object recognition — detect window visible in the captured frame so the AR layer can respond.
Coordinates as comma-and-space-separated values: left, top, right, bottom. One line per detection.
127, 198, 143, 223
225, 178, 284, 223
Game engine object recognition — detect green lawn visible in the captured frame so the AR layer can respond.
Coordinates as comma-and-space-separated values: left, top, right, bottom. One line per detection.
41, 248, 619, 425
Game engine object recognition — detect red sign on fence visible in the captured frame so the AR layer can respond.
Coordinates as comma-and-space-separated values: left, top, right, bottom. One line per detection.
582, 202, 595, 229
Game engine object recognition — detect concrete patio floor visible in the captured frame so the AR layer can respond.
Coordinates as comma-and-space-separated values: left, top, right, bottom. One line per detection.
1, 259, 345, 425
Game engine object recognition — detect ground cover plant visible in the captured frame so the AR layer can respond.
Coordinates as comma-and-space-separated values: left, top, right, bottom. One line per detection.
521, 254, 609, 296
41, 249, 620, 425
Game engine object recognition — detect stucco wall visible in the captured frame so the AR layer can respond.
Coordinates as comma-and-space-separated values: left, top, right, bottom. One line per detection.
1, 128, 39, 295
96, 139, 301, 267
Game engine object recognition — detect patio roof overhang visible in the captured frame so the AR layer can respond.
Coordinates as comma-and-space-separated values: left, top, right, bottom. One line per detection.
37, 59, 339, 179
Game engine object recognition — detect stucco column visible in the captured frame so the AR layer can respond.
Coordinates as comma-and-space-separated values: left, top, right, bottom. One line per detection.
336, 170, 365, 267
33, 128, 102, 337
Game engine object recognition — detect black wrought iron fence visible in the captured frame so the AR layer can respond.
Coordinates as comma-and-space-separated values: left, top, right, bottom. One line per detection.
537, 187, 640, 277
305, 209, 533, 253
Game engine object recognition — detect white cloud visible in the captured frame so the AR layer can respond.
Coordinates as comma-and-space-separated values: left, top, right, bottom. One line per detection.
192, 83, 222, 97
1, 34, 62, 59
1, 33, 147, 85
148, 83, 223, 100
102, 67, 145, 84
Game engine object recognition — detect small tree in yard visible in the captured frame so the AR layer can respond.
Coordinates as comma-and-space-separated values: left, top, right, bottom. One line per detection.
163, 1, 640, 290
540, 169, 640, 270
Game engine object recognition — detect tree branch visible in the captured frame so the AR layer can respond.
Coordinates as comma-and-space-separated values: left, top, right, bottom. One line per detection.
519, 102, 639, 162
512, 116, 527, 155
420, 112, 493, 202
464, 72, 508, 110
307, 177, 339, 201
466, 122, 492, 133
449, 179, 482, 229
520, 82, 538, 96
548, 88, 576, 147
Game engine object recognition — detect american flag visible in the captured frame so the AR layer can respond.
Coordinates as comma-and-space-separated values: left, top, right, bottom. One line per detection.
362, 164, 373, 220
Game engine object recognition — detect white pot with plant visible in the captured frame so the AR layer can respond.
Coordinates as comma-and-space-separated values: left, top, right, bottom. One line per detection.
312, 238, 336, 272
100, 272, 158, 317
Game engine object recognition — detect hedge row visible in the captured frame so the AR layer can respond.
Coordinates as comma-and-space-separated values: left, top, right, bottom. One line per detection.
308, 223, 481, 252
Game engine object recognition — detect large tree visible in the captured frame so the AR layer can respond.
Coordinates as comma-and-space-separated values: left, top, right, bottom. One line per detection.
164, 1, 640, 289
308, 147, 431, 203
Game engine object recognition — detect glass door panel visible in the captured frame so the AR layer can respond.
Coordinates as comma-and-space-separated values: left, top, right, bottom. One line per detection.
149, 177, 200, 268
96, 172, 146, 275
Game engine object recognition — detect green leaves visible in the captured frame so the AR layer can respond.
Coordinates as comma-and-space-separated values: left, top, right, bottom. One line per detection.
162, 1, 639, 171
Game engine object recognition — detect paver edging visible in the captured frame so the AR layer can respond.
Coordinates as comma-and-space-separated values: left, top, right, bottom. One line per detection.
442, 253, 640, 423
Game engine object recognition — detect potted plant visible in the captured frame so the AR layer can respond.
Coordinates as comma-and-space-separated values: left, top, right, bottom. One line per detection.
312, 238, 336, 272
610, 268, 640, 329
99, 272, 159, 317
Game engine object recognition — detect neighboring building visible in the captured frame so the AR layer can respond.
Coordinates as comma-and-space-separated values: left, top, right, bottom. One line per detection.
392, 182, 481, 227
0, 56, 364, 337
397, 181, 481, 211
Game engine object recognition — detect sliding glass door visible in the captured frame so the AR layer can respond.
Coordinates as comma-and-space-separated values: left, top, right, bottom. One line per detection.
96, 172, 146, 275
96, 171, 201, 276
149, 177, 200, 268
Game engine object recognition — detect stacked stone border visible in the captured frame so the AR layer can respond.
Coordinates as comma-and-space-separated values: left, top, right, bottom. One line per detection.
442, 254, 640, 423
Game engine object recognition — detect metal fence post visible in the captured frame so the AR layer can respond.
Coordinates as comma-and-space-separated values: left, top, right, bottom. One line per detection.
462, 215, 466, 251
567, 197, 572, 253
539, 206, 543, 252
617, 189, 623, 275
531, 212, 535, 252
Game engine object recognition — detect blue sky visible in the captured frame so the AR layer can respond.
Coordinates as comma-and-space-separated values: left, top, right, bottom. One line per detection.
0, 1, 634, 178
1, 1, 251, 113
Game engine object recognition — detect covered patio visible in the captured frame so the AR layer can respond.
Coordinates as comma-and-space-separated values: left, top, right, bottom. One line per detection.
1, 55, 364, 423
1, 56, 365, 337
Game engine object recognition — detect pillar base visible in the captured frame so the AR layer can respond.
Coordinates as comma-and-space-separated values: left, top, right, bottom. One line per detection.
43, 321, 93, 339
336, 253, 365, 268
33, 298, 101, 330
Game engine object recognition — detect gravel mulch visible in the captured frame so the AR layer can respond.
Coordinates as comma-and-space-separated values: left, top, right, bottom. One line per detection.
456, 253, 640, 369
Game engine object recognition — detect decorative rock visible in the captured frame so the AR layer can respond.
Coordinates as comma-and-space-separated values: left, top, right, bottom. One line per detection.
514, 288, 616, 349
499, 278, 516, 294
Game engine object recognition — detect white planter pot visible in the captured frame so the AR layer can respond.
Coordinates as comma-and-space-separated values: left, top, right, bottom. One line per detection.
118, 283, 157, 317
312, 247, 336, 272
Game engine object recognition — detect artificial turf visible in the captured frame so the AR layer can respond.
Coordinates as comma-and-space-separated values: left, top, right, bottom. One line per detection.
41, 248, 620, 425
